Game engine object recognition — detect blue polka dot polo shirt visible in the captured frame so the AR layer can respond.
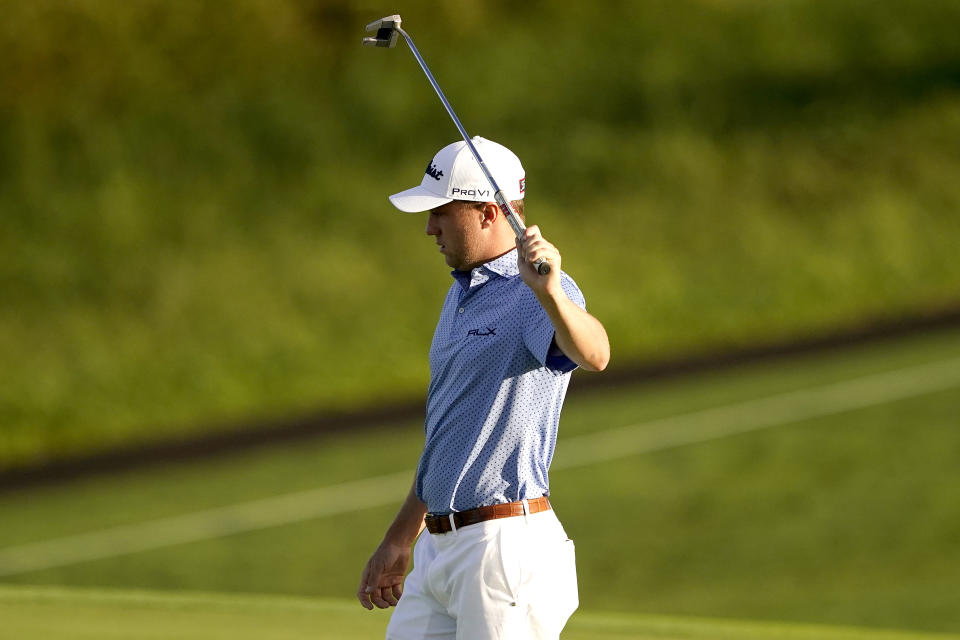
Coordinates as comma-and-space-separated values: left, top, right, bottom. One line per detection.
415, 248, 586, 515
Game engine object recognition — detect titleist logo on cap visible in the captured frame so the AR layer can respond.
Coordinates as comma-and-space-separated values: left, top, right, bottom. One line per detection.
425, 162, 444, 180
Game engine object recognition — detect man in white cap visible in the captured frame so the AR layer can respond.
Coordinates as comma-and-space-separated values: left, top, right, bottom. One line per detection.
357, 136, 610, 639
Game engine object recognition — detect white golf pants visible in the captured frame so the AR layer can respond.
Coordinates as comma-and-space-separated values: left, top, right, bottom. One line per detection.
385, 508, 578, 640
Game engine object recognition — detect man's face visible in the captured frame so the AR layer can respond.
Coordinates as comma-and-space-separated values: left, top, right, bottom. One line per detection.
425, 201, 485, 270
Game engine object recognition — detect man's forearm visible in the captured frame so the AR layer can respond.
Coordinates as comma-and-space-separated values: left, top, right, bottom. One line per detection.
537, 287, 610, 372
382, 481, 428, 547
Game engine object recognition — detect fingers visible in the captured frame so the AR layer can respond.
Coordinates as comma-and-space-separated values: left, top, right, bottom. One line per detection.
517, 226, 559, 269
369, 585, 394, 609
357, 587, 373, 610
358, 583, 396, 610
358, 557, 405, 611
524, 240, 556, 263
357, 580, 374, 610
518, 225, 542, 254
382, 584, 400, 607
357, 589, 373, 610
357, 560, 382, 610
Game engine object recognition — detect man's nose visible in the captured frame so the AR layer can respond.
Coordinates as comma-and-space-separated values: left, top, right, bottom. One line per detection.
425, 216, 438, 236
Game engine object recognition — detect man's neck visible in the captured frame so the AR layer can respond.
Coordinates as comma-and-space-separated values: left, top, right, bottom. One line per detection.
461, 245, 516, 272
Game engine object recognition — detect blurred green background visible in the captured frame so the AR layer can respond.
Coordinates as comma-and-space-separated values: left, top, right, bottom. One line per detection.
3, 0, 959, 468
2, 1, 960, 637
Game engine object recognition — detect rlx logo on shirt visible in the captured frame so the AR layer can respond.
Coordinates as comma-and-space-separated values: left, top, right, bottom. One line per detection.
467, 327, 497, 337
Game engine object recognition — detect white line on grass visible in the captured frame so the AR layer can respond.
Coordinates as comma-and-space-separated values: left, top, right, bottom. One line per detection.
2, 356, 960, 577
0, 470, 413, 577
552, 355, 960, 471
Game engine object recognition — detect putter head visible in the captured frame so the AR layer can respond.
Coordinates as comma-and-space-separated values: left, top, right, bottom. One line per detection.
363, 14, 402, 48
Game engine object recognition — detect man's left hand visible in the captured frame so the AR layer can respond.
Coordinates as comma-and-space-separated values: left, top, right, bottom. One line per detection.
517, 225, 561, 296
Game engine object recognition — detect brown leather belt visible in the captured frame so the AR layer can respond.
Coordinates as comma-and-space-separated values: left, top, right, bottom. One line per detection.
424, 496, 551, 534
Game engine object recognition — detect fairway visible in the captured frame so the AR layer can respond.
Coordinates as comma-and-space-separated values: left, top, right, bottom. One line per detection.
1, 327, 959, 635
6, 3, 960, 638
2, 585, 957, 640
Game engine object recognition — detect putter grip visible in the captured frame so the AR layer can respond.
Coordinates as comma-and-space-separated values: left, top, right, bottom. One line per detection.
534, 258, 551, 276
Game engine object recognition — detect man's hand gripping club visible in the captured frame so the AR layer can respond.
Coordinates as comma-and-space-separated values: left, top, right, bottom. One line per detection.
517, 226, 611, 373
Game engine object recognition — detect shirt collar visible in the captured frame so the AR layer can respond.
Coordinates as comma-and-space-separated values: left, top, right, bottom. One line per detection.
482, 248, 520, 278
451, 248, 520, 290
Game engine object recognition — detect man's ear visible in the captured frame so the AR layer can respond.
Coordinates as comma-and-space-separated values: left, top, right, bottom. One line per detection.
478, 202, 500, 229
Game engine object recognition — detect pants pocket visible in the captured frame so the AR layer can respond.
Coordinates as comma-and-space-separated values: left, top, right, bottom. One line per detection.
485, 526, 523, 606
528, 537, 579, 636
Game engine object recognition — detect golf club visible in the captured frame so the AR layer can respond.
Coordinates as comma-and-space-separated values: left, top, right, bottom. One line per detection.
363, 14, 551, 276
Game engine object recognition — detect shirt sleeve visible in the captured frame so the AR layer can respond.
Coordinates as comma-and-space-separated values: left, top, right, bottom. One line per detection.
522, 272, 586, 373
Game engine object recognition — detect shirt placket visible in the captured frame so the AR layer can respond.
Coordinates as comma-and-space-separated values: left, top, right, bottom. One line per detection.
450, 269, 490, 340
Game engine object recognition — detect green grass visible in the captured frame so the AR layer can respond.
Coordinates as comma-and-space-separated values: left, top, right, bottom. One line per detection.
1, 585, 957, 640
3, 0, 960, 468
1, 327, 960, 633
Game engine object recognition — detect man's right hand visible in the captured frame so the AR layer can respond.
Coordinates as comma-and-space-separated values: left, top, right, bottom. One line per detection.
357, 541, 411, 610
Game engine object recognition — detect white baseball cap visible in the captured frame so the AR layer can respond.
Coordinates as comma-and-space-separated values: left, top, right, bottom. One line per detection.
389, 136, 525, 213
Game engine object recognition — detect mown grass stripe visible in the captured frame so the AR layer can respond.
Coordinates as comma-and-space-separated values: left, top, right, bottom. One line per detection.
0, 470, 413, 577
1, 356, 959, 577
1, 585, 956, 640
552, 355, 960, 470
568, 609, 960, 640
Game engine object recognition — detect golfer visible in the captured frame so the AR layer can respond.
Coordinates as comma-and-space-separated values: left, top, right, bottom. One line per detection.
357, 136, 610, 639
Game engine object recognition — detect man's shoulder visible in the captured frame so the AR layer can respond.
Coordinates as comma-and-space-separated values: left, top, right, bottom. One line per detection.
518, 270, 585, 309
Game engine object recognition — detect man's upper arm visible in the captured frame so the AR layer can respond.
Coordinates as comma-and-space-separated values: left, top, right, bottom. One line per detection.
522, 273, 586, 372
